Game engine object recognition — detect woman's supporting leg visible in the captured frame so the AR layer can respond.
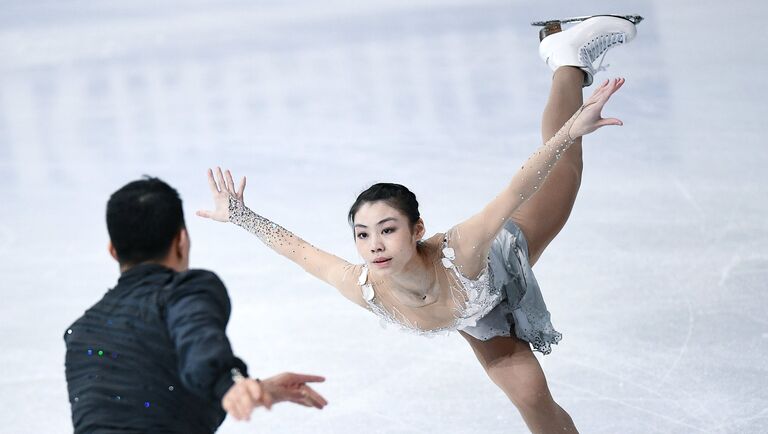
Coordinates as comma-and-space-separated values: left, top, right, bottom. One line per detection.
460, 332, 577, 433
511, 66, 585, 266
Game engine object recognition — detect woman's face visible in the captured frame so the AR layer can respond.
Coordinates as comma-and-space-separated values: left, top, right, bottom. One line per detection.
352, 201, 423, 275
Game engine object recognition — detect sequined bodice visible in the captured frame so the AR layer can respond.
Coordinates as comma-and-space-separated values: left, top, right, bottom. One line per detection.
358, 235, 503, 335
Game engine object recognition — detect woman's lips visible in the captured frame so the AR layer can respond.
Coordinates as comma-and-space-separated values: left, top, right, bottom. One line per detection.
372, 257, 392, 265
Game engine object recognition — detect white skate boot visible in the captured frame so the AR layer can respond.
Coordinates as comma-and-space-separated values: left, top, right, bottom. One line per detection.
536, 15, 640, 87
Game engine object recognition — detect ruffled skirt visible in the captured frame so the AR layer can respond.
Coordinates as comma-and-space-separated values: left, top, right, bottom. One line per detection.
459, 220, 562, 354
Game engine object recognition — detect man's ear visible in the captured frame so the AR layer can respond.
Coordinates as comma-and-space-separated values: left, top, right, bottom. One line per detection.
177, 228, 189, 258
108, 242, 119, 262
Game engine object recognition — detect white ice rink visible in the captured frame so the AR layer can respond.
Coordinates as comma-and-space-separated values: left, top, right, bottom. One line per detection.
1, 1, 767, 433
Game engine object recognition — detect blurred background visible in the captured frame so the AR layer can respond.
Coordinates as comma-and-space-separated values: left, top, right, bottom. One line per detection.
1, 0, 766, 432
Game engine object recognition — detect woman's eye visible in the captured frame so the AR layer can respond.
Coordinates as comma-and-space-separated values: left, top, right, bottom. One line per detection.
356, 232, 367, 239
382, 227, 396, 234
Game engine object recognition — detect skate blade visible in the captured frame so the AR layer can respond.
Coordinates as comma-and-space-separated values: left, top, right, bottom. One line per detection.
531, 14, 644, 27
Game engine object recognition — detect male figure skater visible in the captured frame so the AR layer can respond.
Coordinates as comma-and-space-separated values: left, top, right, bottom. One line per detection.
64, 177, 326, 433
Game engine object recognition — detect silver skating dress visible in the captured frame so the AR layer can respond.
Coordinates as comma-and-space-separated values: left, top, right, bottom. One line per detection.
358, 220, 562, 355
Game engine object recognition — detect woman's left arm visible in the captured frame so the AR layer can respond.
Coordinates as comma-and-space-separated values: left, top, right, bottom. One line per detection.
452, 78, 626, 256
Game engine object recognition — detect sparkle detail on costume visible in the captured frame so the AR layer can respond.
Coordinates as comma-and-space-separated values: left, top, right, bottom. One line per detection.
228, 196, 296, 248
359, 265, 458, 336
513, 104, 586, 203
358, 236, 502, 336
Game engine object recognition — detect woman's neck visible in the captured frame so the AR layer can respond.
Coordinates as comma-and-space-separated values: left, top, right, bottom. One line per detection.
373, 243, 440, 306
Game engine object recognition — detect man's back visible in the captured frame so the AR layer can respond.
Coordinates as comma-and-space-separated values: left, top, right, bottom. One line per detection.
64, 264, 245, 434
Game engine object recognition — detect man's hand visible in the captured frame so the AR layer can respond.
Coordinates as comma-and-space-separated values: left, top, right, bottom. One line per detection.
222, 377, 271, 421
222, 372, 327, 421
262, 372, 328, 409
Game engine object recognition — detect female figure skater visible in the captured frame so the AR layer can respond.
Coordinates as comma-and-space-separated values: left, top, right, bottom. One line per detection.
198, 16, 638, 433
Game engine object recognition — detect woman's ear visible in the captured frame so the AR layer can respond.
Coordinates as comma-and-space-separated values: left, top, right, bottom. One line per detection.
413, 218, 426, 240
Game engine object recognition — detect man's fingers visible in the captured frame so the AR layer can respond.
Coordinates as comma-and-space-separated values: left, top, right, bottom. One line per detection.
225, 397, 244, 421
285, 390, 312, 407
262, 389, 274, 410
231, 394, 246, 421
304, 386, 328, 408
245, 379, 262, 399
303, 386, 328, 409
285, 385, 327, 409
286, 374, 326, 384
236, 393, 255, 421
222, 398, 235, 419
207, 168, 220, 194
284, 388, 306, 402
245, 380, 264, 406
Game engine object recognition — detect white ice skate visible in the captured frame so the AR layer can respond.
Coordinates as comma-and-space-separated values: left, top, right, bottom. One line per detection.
535, 15, 642, 87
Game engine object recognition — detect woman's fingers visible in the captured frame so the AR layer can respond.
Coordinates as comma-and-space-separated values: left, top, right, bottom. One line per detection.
215, 167, 228, 193
595, 79, 625, 128
597, 117, 623, 127
613, 78, 625, 93
237, 176, 246, 199
196, 210, 212, 219
207, 166, 246, 200
225, 170, 236, 194
593, 77, 623, 101
605, 78, 624, 97
207, 168, 220, 194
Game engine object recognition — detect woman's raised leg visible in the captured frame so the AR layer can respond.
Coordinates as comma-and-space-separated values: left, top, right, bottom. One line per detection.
460, 332, 577, 433
510, 66, 585, 266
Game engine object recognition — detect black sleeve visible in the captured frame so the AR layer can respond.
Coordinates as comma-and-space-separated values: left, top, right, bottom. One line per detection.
164, 270, 248, 403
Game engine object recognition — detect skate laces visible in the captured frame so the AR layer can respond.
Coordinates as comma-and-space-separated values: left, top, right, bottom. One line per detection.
579, 32, 626, 74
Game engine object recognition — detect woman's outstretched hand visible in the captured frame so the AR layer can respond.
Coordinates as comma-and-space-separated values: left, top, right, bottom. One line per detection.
569, 77, 625, 139
196, 167, 246, 222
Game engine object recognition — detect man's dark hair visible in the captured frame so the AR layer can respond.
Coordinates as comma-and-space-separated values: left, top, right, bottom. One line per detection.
106, 176, 185, 265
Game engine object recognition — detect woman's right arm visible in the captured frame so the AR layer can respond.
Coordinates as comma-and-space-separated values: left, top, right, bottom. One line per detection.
197, 168, 365, 307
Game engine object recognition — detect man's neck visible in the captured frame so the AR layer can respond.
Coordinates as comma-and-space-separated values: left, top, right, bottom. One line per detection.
120, 258, 182, 274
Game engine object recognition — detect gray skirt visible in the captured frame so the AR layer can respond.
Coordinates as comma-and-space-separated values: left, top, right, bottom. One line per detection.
460, 220, 562, 355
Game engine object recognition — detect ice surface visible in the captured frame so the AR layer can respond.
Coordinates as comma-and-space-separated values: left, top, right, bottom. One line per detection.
1, 1, 766, 433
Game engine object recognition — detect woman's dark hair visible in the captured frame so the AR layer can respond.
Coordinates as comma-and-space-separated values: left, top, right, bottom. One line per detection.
106, 176, 185, 265
348, 183, 420, 227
